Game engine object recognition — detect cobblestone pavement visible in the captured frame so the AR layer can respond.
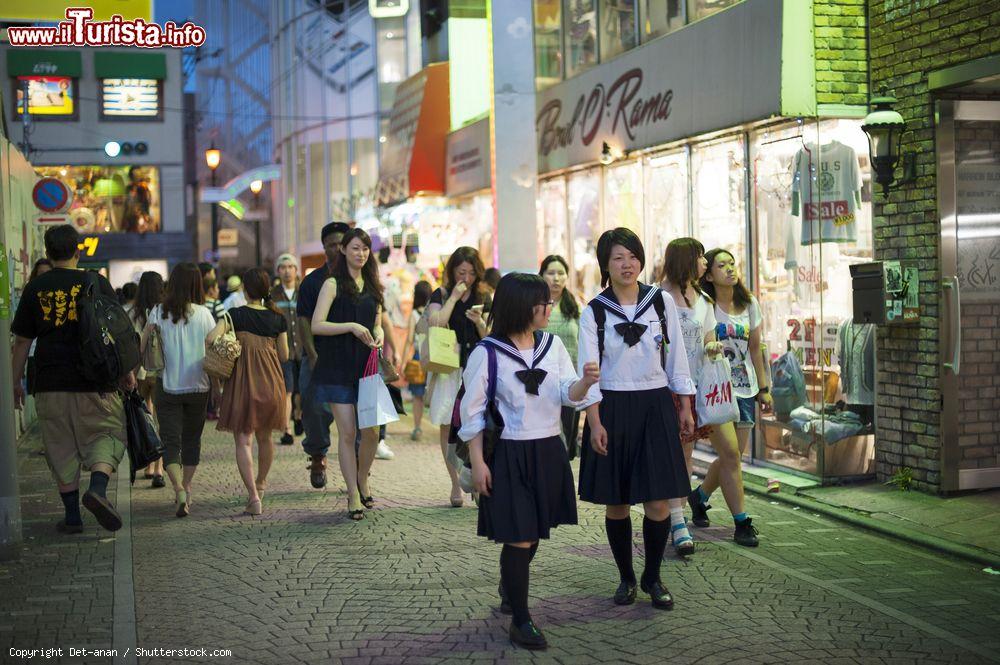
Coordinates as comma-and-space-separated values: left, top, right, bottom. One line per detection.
3, 413, 1000, 664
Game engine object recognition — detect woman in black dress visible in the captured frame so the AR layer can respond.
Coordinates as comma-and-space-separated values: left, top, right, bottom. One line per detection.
577, 228, 696, 610
426, 247, 489, 507
310, 228, 385, 520
462, 273, 599, 650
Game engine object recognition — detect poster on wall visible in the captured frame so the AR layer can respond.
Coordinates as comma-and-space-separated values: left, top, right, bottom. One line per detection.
15, 76, 75, 115
101, 78, 160, 117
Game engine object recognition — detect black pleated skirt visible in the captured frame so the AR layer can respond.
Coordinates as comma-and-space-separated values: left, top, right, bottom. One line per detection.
478, 435, 578, 543
578, 388, 691, 506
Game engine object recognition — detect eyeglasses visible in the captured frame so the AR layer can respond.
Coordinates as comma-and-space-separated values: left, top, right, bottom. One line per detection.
538, 301, 554, 308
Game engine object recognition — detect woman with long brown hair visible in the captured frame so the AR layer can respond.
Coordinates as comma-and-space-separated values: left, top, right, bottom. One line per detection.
310, 228, 385, 520
692, 248, 769, 547
207, 268, 289, 516
141, 263, 216, 517
426, 246, 489, 508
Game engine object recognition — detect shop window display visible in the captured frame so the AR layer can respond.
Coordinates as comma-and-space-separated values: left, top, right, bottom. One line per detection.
692, 136, 747, 269
686, 0, 742, 22
538, 177, 569, 266
643, 149, 689, 279
599, 0, 637, 61
565, 0, 599, 78
35, 165, 160, 234
604, 160, 643, 236
639, 0, 684, 42
752, 119, 875, 477
567, 169, 602, 299
535, 0, 564, 89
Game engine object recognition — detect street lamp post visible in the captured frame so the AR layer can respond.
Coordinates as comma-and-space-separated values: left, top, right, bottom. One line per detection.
250, 179, 263, 267
205, 144, 222, 256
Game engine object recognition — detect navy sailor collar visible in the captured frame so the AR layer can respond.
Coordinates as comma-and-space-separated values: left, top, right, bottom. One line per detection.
592, 283, 660, 322
481, 331, 554, 368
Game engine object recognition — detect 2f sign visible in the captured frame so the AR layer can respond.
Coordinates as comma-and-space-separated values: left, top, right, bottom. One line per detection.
369, 0, 408, 17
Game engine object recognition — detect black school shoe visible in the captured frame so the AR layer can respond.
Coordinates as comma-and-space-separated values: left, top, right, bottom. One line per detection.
498, 582, 512, 615
613, 579, 637, 605
509, 620, 547, 650
687, 491, 711, 528
734, 517, 760, 547
82, 491, 123, 532
640, 578, 674, 610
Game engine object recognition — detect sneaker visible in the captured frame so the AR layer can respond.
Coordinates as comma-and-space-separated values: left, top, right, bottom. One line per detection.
375, 439, 395, 460
734, 517, 760, 547
280, 432, 294, 446
671, 522, 695, 556
687, 491, 711, 528
410, 427, 422, 441
82, 491, 123, 532
509, 620, 548, 650
308, 455, 327, 489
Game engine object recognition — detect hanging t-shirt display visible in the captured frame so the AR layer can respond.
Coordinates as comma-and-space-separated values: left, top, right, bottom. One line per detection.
836, 319, 875, 406
791, 141, 863, 245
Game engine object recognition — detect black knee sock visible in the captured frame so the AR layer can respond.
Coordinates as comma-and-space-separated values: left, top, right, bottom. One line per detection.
605, 517, 636, 585
88, 471, 110, 498
60, 490, 82, 525
500, 545, 532, 626
529, 542, 538, 562
641, 516, 670, 588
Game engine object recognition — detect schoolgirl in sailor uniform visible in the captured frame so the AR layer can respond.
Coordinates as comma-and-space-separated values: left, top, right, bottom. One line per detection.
577, 228, 696, 610
461, 273, 599, 651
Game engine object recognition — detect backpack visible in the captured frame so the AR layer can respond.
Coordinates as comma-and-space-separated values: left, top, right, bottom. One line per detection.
450, 342, 503, 464
78, 272, 141, 386
591, 288, 669, 368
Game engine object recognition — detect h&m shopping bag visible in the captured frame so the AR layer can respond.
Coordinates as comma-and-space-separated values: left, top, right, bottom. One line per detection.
358, 350, 400, 429
695, 357, 740, 426
425, 326, 460, 374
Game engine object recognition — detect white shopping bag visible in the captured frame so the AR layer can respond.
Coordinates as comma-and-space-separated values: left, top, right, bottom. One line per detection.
358, 351, 400, 430
695, 357, 740, 426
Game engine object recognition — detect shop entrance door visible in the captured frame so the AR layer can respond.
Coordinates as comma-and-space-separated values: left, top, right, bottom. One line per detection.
937, 99, 1000, 491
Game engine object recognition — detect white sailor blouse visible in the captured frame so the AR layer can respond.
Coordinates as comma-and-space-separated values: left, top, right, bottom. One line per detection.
459, 332, 582, 442
577, 284, 696, 409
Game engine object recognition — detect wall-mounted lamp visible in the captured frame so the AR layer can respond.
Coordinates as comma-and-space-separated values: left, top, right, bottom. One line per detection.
861, 92, 916, 197
601, 141, 629, 166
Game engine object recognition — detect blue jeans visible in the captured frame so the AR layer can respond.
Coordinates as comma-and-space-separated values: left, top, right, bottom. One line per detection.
299, 357, 334, 457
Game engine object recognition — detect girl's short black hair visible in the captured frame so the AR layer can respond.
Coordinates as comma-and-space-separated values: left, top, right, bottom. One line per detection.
488, 272, 550, 339
596, 227, 645, 287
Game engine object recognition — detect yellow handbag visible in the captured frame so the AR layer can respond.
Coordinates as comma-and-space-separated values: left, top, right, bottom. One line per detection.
425, 326, 460, 374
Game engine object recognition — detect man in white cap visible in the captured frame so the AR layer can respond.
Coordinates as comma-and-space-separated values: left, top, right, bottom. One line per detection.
271, 253, 301, 445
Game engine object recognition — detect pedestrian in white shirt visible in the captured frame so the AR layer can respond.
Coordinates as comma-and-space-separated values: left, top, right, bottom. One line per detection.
223, 275, 247, 310
140, 263, 216, 518
462, 272, 599, 651
577, 228, 695, 611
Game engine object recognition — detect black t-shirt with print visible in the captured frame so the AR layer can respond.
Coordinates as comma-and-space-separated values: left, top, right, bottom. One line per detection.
227, 306, 288, 338
12, 267, 118, 393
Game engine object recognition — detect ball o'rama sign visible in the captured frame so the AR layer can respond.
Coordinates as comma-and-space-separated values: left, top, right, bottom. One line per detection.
32, 177, 74, 223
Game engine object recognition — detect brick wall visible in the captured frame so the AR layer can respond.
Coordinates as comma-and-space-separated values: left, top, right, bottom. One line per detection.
868, 0, 1000, 493
814, 0, 869, 106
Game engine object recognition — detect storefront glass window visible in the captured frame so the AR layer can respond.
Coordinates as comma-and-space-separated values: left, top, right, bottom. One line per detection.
565, 0, 599, 78
643, 149, 689, 281
639, 0, 684, 42
692, 136, 747, 268
604, 160, 643, 237
538, 177, 569, 267
534, 0, 563, 89
567, 169, 602, 299
752, 119, 875, 477
34, 165, 160, 234
599, 0, 637, 61
686, 0, 742, 22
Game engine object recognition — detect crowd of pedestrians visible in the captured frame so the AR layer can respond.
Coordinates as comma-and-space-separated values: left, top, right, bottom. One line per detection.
10, 221, 772, 652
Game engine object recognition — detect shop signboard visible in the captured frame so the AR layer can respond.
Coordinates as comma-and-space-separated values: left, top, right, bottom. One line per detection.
445, 119, 490, 197
535, 0, 799, 173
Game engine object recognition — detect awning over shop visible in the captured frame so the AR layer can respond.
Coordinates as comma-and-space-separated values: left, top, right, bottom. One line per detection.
6, 49, 82, 77
376, 62, 450, 207
94, 52, 167, 79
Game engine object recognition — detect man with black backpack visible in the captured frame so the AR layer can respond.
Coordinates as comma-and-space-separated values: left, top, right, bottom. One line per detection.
11, 225, 138, 534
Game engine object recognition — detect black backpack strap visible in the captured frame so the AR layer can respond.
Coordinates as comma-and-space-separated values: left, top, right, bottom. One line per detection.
591, 302, 606, 368
651, 290, 668, 369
